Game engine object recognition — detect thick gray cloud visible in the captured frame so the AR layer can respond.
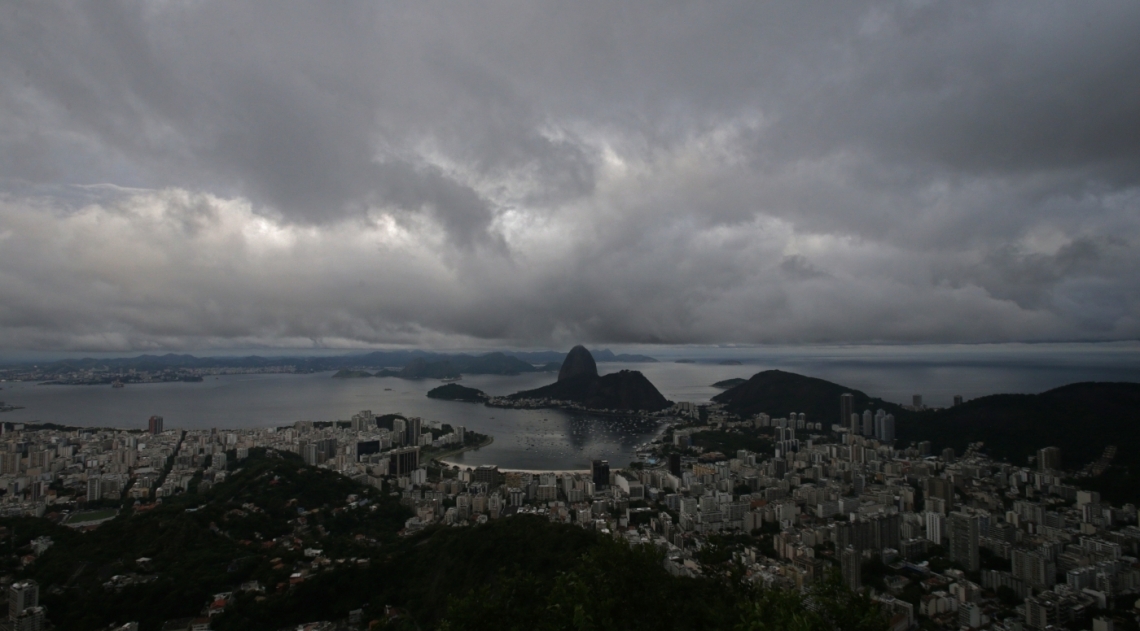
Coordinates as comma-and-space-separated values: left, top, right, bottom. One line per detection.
0, 1, 1138, 351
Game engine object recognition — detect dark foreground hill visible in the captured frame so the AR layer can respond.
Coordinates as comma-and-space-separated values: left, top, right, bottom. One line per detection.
3, 450, 411, 631
1, 450, 882, 631
509, 346, 671, 412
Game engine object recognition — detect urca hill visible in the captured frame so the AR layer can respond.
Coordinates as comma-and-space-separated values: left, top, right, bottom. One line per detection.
507, 345, 670, 412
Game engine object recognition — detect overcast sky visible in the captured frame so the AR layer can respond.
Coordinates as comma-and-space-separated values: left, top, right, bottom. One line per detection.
1, 1, 1138, 352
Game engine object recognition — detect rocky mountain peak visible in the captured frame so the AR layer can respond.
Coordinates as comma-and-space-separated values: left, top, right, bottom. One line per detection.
558, 345, 599, 382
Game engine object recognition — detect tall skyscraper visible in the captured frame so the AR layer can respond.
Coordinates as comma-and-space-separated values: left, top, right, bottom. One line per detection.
841, 547, 861, 592
591, 459, 610, 489
953, 395, 963, 407
840, 393, 854, 431
862, 410, 873, 437
473, 464, 499, 486
912, 395, 923, 409
924, 511, 945, 544
351, 410, 374, 432
147, 415, 163, 435
1037, 447, 1061, 472
876, 414, 895, 443
669, 453, 682, 477
86, 477, 101, 502
301, 443, 319, 466
387, 446, 420, 476
9, 580, 38, 621
948, 511, 980, 571
1011, 548, 1057, 588
405, 417, 423, 447
925, 477, 953, 513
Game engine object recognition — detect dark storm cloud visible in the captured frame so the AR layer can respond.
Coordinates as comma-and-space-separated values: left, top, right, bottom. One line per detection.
0, 1, 1138, 350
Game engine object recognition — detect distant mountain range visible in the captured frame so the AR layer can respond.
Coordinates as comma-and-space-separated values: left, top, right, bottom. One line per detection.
6, 348, 657, 376
502, 349, 658, 364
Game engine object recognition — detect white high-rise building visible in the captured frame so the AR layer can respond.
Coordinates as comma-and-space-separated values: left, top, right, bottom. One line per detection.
86, 477, 101, 502
876, 413, 895, 443
9, 580, 38, 621
924, 511, 945, 544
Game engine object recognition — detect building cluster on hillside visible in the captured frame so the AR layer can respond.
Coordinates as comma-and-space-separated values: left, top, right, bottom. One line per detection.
0, 418, 180, 520
311, 399, 1135, 631
131, 412, 476, 505
3, 394, 1138, 630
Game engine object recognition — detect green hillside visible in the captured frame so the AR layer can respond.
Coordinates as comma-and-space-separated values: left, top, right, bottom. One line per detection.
426, 383, 488, 402
715, 370, 1140, 481
712, 369, 907, 423
1, 450, 884, 631
4, 450, 409, 630
896, 382, 1140, 466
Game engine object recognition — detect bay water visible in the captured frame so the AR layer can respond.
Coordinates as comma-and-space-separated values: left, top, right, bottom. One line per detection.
1, 343, 1137, 469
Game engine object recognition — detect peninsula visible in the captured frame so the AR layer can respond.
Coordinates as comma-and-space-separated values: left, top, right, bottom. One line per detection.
502, 346, 670, 412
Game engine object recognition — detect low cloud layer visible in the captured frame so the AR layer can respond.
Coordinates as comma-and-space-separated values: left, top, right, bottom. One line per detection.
0, 2, 1138, 351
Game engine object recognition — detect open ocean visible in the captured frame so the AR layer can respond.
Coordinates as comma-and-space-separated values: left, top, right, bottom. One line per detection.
1, 342, 1137, 469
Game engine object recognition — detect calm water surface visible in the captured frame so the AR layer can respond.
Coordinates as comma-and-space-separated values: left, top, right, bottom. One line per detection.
1, 343, 1137, 469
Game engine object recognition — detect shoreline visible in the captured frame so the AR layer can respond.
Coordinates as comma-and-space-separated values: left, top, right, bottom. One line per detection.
435, 458, 590, 475
485, 400, 664, 419
432, 395, 662, 420
430, 435, 495, 464
433, 436, 607, 474
491, 467, 591, 474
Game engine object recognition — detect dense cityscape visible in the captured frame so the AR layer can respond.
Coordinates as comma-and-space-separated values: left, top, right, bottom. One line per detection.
1, 378, 1136, 630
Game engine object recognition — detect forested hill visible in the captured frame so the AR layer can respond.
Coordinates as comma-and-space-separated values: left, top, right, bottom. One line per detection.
895, 382, 1140, 468
711, 370, 907, 422
1, 451, 882, 631
426, 383, 489, 402
714, 369, 1140, 472
508, 346, 671, 412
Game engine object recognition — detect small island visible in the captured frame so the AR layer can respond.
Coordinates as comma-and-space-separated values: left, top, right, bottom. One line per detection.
711, 377, 747, 389
426, 383, 489, 403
